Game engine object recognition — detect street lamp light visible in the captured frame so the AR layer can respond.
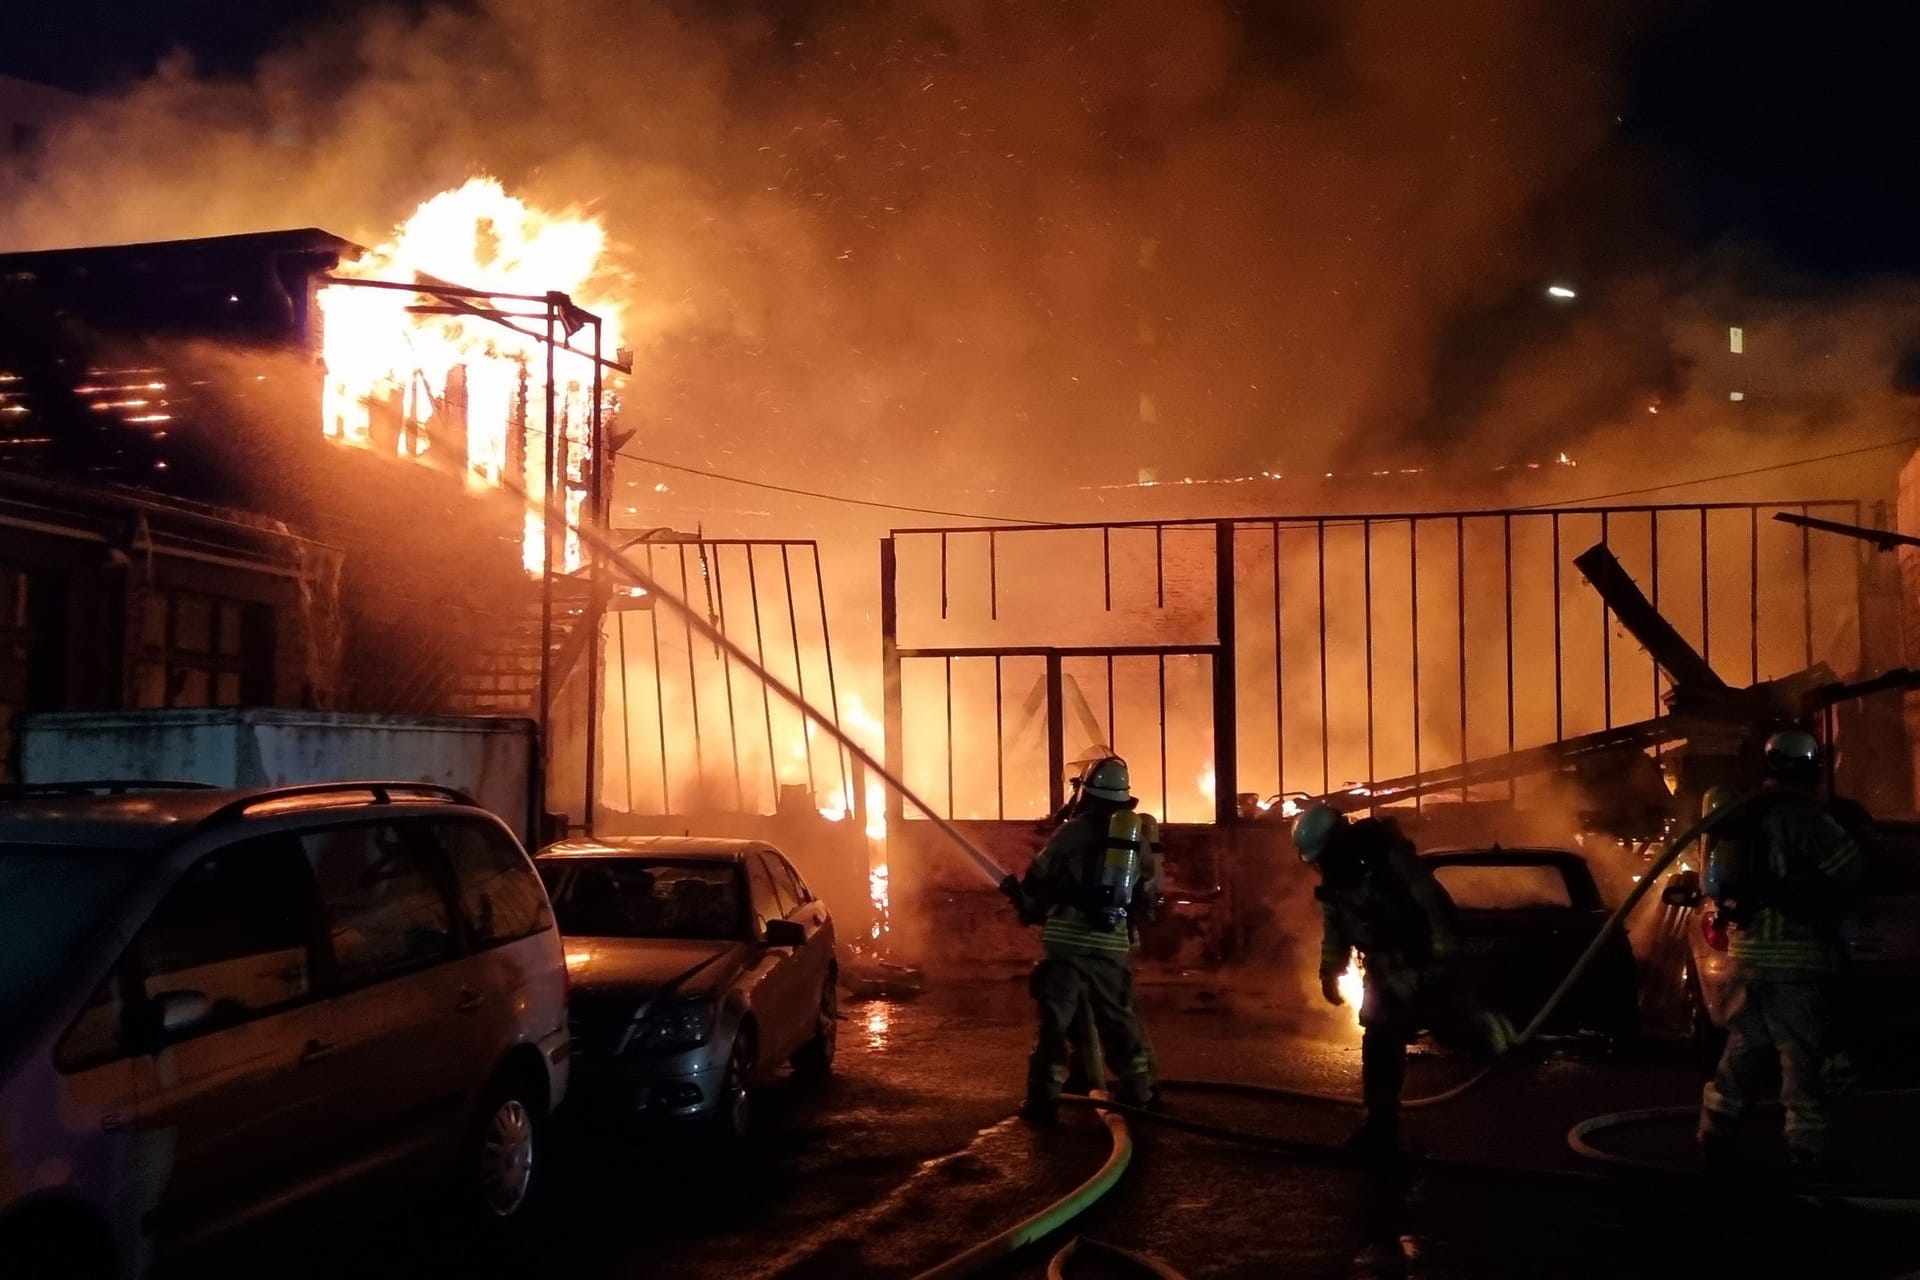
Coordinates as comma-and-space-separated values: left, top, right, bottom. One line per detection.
1546, 284, 1577, 300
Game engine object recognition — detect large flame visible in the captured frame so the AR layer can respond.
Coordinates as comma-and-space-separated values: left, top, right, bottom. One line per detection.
317, 178, 621, 574
1338, 949, 1365, 1029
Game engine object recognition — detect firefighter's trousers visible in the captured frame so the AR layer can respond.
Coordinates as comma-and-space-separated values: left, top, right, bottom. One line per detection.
1699, 973, 1835, 1159
1358, 964, 1489, 1130
1028, 951, 1155, 1106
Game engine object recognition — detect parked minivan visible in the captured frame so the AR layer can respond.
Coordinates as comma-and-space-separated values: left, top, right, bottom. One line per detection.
0, 782, 570, 1279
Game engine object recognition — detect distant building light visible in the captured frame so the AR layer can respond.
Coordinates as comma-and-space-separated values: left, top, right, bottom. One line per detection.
1547, 284, 1577, 299
1730, 391, 1745, 401
1729, 326, 1744, 355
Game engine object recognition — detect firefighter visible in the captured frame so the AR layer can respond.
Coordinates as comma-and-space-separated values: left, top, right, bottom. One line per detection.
1294, 802, 1509, 1157
1002, 756, 1161, 1123
1697, 729, 1863, 1171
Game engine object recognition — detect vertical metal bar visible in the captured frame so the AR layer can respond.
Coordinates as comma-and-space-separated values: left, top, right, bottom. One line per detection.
1601, 512, 1612, 730
994, 656, 1006, 821
944, 656, 955, 818
1552, 513, 1563, 741
746, 546, 780, 808
988, 531, 999, 622
940, 532, 949, 621
1750, 507, 1761, 683
1503, 514, 1515, 798
1364, 519, 1376, 812
1456, 517, 1468, 803
1318, 520, 1330, 796
1213, 521, 1238, 825
1272, 521, 1284, 802
1103, 527, 1114, 612
1801, 504, 1814, 668
1410, 518, 1422, 816
880, 538, 905, 827
1046, 654, 1066, 816
810, 545, 850, 813
1155, 524, 1166, 609
583, 315, 604, 834
1157, 653, 1169, 823
616, 611, 633, 812
676, 545, 708, 796
1106, 655, 1116, 752
1650, 511, 1661, 723
538, 302, 558, 799
645, 545, 671, 814
1700, 507, 1711, 669
779, 546, 815, 791
709, 546, 746, 811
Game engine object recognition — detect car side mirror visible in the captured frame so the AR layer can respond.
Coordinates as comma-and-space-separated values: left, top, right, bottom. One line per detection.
1661, 870, 1702, 908
151, 989, 213, 1040
764, 918, 807, 948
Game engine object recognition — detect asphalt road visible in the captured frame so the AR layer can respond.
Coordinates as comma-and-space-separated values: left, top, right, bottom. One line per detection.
174, 975, 1920, 1280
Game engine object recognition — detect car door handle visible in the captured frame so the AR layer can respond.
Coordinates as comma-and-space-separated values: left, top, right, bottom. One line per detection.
299, 1039, 337, 1066
455, 990, 485, 1015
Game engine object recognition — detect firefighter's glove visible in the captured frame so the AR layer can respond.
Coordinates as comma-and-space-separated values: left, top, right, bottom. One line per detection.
1000, 875, 1041, 925
1320, 970, 1346, 1007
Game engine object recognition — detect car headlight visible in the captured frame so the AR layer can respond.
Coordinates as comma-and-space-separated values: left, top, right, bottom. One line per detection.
629, 999, 717, 1052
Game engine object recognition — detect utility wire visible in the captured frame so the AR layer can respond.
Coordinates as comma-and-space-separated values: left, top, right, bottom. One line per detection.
620, 433, 1920, 527
616, 449, 1052, 525
1517, 434, 1920, 510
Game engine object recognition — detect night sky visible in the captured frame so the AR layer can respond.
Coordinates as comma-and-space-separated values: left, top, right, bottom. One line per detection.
5, 0, 1915, 283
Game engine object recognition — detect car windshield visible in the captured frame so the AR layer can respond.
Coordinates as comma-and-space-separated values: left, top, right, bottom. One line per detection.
539, 858, 743, 941
0, 844, 145, 1043
1431, 862, 1574, 910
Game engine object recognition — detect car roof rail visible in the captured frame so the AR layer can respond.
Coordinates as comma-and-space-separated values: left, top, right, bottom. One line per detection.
0, 779, 220, 800
199, 781, 479, 828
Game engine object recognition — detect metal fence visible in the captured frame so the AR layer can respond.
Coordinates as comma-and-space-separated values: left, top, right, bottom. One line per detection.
881, 502, 1866, 825
600, 537, 860, 821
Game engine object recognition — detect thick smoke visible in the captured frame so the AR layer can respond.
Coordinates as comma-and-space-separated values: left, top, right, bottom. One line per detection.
0, 0, 1646, 497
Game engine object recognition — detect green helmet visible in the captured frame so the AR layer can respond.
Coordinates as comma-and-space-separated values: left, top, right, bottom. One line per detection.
1292, 802, 1346, 863
1700, 784, 1739, 820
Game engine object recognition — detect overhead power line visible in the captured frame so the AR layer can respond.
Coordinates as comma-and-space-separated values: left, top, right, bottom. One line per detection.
616, 449, 1051, 525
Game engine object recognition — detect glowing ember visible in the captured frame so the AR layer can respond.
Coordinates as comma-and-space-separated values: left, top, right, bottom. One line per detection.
317, 177, 621, 574
1337, 950, 1365, 1029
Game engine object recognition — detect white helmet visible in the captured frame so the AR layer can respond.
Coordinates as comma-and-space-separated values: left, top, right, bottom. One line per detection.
1293, 802, 1345, 863
1764, 729, 1820, 775
1080, 756, 1131, 803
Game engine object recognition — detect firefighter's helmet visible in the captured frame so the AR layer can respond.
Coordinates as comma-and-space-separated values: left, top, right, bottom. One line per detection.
1763, 729, 1820, 775
1080, 756, 1132, 803
1293, 802, 1346, 864
1700, 784, 1739, 820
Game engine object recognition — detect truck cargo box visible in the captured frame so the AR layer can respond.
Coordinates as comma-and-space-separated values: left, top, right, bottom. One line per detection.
14, 708, 539, 845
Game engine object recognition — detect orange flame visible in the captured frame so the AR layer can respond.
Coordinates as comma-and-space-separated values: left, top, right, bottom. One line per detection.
317, 178, 621, 574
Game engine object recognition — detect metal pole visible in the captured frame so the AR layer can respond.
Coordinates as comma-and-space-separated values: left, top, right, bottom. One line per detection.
944, 656, 955, 818
988, 531, 999, 622
1364, 520, 1376, 813
1750, 507, 1760, 683
1801, 504, 1814, 667
1410, 518, 1422, 816
1318, 521, 1330, 796
1552, 513, 1563, 742
583, 314, 604, 834
1213, 521, 1238, 825
538, 299, 557, 806
1272, 521, 1284, 803
940, 532, 949, 621
1600, 511, 1612, 730
1457, 517, 1468, 803
1504, 514, 1515, 798
1155, 524, 1165, 609
880, 538, 905, 828
995, 656, 1006, 820
1103, 526, 1113, 612
1650, 511, 1661, 727
1700, 507, 1711, 669
1157, 653, 1169, 823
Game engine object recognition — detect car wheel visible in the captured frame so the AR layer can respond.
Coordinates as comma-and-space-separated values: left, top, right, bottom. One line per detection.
717, 1024, 757, 1143
793, 971, 839, 1078
464, 1070, 544, 1223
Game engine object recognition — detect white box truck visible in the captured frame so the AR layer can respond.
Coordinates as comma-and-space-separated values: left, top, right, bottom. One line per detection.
13, 708, 541, 846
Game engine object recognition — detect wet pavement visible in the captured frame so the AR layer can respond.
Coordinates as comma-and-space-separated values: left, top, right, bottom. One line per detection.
177, 973, 1920, 1280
